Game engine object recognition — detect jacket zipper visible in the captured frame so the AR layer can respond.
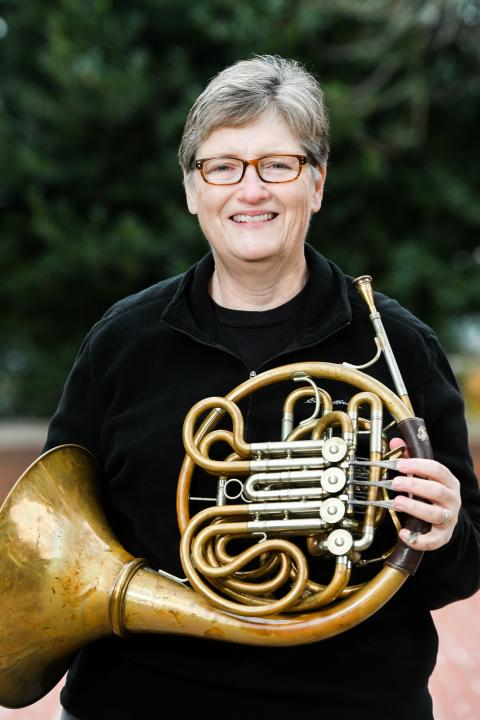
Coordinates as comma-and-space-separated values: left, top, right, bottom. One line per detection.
166, 318, 352, 381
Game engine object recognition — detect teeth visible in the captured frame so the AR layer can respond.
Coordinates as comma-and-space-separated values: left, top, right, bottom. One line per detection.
232, 213, 275, 223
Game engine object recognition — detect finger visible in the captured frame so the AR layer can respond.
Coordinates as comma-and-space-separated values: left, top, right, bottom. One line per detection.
393, 493, 454, 526
392, 474, 453, 504
389, 437, 409, 457
395, 458, 459, 490
398, 526, 453, 552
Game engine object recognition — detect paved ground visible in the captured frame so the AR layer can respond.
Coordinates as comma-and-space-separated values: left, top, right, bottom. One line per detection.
430, 593, 480, 719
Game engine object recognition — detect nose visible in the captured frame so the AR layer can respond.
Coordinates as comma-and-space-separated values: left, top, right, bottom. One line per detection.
236, 164, 270, 203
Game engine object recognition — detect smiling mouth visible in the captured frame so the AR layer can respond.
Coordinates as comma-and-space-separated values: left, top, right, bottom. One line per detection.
230, 213, 278, 224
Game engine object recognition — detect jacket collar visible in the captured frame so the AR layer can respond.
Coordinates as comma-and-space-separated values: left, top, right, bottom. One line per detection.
162, 243, 352, 348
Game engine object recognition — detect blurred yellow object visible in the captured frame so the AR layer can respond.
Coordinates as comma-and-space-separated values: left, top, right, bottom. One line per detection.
465, 368, 480, 411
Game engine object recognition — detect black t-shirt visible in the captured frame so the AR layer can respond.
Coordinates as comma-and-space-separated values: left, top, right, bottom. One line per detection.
212, 283, 307, 371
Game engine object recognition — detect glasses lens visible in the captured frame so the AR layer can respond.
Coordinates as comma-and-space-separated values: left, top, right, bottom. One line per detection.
259, 156, 300, 182
202, 158, 243, 184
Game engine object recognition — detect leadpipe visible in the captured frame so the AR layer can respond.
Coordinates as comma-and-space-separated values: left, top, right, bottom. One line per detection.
353, 275, 414, 414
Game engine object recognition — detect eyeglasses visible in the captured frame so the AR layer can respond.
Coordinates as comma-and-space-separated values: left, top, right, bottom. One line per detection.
195, 154, 308, 185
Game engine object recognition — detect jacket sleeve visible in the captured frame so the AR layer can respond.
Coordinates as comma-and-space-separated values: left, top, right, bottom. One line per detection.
43, 330, 101, 460
410, 333, 480, 609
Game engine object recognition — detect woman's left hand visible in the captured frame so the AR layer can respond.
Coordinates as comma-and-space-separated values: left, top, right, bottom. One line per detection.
389, 438, 461, 551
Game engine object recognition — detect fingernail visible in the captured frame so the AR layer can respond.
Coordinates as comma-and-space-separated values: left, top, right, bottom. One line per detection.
399, 529, 418, 544
392, 477, 406, 491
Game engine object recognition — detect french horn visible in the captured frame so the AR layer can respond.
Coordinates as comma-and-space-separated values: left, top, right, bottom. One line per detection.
0, 276, 433, 708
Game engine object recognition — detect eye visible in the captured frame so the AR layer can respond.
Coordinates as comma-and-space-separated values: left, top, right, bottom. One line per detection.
213, 163, 234, 172
205, 159, 239, 174
267, 160, 289, 169
261, 156, 298, 171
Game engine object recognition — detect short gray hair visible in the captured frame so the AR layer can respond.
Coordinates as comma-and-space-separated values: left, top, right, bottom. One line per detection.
178, 55, 330, 174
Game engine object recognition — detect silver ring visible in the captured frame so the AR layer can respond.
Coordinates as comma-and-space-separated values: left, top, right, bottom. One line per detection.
407, 531, 419, 544
442, 508, 450, 525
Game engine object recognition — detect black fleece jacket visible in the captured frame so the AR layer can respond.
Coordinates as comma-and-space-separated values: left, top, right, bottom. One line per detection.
44, 244, 480, 720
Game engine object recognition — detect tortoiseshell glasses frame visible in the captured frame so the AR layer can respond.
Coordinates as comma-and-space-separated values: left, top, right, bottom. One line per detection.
194, 154, 308, 185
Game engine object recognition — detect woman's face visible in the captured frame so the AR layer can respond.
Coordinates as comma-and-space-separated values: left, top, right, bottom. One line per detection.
184, 112, 326, 268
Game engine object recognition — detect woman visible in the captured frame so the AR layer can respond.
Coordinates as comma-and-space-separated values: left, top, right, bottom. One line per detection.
46, 55, 479, 720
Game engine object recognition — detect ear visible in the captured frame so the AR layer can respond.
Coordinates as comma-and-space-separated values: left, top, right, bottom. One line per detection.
184, 172, 198, 215
310, 163, 327, 214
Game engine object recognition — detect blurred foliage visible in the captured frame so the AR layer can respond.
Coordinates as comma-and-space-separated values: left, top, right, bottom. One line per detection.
0, 0, 479, 416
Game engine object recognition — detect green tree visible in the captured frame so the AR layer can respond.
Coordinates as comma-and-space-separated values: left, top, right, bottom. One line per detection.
0, 0, 479, 415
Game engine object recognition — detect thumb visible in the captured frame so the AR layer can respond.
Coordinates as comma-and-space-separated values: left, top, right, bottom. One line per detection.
389, 437, 410, 458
